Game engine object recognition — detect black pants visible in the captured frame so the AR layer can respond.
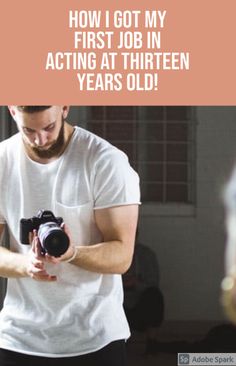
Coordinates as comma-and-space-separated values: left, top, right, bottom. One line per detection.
125, 287, 164, 332
0, 340, 127, 366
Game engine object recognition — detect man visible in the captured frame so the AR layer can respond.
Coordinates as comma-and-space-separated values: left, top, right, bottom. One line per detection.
0, 106, 140, 366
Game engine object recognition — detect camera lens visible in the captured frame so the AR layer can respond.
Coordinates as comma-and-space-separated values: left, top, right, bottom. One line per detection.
38, 222, 69, 257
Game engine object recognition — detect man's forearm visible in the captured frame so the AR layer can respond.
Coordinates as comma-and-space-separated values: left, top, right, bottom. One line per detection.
68, 204, 138, 274
0, 247, 28, 278
70, 239, 134, 274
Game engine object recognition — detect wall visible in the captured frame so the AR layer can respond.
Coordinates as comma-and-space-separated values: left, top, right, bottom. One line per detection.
139, 106, 236, 322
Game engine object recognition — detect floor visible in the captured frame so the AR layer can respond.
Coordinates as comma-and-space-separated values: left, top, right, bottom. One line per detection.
127, 340, 177, 366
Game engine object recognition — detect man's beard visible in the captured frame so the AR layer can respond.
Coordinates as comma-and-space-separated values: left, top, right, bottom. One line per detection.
30, 121, 65, 159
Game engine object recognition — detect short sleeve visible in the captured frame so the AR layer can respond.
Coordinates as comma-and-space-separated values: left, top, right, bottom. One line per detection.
93, 148, 140, 209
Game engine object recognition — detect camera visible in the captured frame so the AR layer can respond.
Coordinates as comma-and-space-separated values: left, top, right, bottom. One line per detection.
20, 210, 70, 257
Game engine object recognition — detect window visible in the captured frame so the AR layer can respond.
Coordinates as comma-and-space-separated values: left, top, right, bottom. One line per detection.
76, 106, 196, 206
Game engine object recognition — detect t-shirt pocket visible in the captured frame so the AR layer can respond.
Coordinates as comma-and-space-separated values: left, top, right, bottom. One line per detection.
54, 201, 95, 245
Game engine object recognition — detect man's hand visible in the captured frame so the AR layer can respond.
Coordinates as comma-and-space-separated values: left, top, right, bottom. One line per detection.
26, 230, 58, 281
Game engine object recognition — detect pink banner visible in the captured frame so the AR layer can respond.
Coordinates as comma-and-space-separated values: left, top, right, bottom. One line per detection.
0, 0, 235, 105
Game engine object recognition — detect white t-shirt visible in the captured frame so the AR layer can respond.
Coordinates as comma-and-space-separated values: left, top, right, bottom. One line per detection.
0, 127, 140, 357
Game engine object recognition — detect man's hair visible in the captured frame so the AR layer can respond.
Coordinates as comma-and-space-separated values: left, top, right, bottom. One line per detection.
16, 106, 51, 113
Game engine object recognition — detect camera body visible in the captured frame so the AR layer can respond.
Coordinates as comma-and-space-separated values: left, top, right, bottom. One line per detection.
20, 210, 69, 257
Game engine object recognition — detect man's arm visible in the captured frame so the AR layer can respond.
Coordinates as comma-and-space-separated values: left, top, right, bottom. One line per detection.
0, 224, 29, 278
68, 204, 139, 274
